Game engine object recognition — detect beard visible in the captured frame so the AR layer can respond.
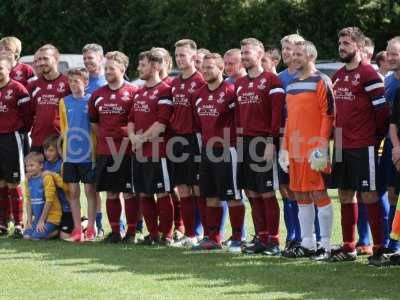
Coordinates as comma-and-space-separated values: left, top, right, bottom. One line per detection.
339, 50, 356, 63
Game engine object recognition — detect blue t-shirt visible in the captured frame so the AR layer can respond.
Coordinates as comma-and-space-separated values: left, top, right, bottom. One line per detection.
278, 68, 297, 128
278, 69, 297, 90
86, 74, 106, 94
384, 73, 400, 108
28, 176, 45, 219
60, 94, 94, 163
44, 159, 70, 212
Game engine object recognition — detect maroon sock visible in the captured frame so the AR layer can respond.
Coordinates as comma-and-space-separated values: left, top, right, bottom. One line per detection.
180, 196, 196, 238
124, 195, 140, 235
196, 196, 209, 237
264, 196, 280, 245
248, 197, 258, 235
157, 195, 174, 239
228, 205, 245, 241
171, 193, 183, 229
365, 201, 384, 252
0, 187, 8, 227
341, 203, 358, 252
250, 197, 268, 244
207, 206, 223, 244
141, 196, 158, 238
9, 186, 23, 225
106, 197, 122, 234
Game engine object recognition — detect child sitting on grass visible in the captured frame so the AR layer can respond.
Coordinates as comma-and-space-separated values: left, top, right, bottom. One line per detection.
42, 135, 74, 240
23, 152, 62, 240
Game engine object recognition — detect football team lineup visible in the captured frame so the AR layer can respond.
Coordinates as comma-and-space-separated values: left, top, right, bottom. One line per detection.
0, 26, 399, 278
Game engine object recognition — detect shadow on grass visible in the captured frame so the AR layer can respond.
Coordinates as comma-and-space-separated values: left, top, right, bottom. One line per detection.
0, 237, 399, 299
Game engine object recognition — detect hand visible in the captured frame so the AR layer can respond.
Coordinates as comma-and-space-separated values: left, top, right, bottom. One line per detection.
263, 143, 275, 161
129, 134, 145, 152
278, 149, 289, 173
395, 160, 400, 173
392, 146, 400, 163
308, 148, 328, 172
36, 220, 46, 233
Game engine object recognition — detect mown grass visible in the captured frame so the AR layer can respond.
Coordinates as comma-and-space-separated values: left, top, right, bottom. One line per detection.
0, 191, 399, 300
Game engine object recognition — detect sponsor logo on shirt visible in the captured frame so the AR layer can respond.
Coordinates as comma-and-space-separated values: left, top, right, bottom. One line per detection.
98, 103, 126, 114
157, 183, 163, 188
197, 104, 219, 117
134, 101, 150, 113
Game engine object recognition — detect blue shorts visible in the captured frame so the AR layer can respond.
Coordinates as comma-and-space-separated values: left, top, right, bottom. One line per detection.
23, 221, 58, 239
379, 139, 399, 191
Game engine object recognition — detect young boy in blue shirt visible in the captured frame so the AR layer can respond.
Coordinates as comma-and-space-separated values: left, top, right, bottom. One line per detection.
59, 67, 97, 242
23, 152, 62, 240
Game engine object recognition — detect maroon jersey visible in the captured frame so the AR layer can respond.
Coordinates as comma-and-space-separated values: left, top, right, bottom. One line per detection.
170, 71, 205, 134
332, 62, 389, 148
128, 81, 173, 157
89, 83, 137, 155
0, 79, 30, 133
194, 81, 236, 148
10, 63, 35, 88
162, 76, 174, 86
30, 74, 70, 147
235, 71, 285, 137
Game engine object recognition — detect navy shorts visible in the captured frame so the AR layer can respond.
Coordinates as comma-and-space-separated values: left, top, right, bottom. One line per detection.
63, 162, 95, 184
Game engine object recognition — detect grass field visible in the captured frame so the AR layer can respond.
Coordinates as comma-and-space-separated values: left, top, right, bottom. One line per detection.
1, 191, 399, 300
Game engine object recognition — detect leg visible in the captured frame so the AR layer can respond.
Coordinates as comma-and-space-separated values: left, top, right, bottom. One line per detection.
122, 192, 140, 243
177, 184, 196, 238
157, 192, 174, 242
68, 183, 82, 231
361, 191, 385, 253
104, 191, 122, 242
84, 184, 96, 228
95, 192, 104, 235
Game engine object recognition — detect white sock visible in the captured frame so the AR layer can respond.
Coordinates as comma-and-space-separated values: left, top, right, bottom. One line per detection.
317, 203, 333, 251
298, 203, 316, 251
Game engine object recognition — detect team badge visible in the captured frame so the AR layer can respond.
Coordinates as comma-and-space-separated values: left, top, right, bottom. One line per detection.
121, 91, 131, 101
14, 71, 23, 81
257, 78, 267, 90
248, 82, 254, 88
110, 94, 116, 100
352, 73, 360, 86
180, 83, 185, 90
57, 82, 66, 93
4, 89, 13, 100
188, 81, 197, 93
217, 91, 225, 103
208, 95, 213, 101
47, 84, 53, 90
344, 75, 349, 82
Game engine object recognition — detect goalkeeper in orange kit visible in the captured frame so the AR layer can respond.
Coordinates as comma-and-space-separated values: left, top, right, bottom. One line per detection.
279, 40, 334, 261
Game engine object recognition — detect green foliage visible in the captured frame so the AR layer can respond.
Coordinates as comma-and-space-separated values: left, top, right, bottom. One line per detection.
0, 0, 398, 77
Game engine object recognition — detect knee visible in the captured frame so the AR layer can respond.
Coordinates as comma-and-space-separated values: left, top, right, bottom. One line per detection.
360, 192, 378, 204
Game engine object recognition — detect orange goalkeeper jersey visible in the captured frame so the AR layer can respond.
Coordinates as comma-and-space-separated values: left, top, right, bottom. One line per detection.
283, 72, 334, 192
